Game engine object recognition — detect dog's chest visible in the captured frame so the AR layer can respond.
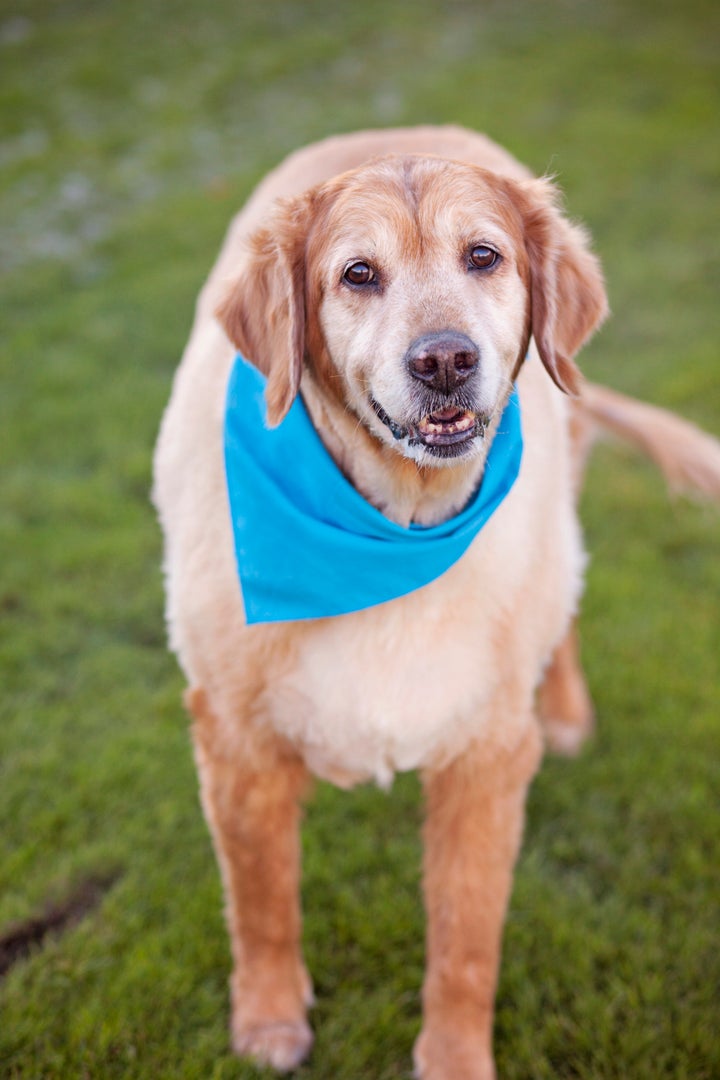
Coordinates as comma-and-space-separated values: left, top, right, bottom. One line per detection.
270, 616, 491, 787
262, 545, 538, 788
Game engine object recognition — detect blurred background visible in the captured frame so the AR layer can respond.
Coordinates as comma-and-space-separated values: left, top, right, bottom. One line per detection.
1, 1, 718, 1077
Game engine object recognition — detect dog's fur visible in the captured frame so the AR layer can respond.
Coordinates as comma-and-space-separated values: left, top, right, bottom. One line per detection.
153, 126, 720, 1079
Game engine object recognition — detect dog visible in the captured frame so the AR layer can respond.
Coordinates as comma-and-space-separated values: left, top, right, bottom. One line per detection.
153, 126, 720, 1079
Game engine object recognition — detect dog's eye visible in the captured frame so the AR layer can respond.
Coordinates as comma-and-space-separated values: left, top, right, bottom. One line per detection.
469, 245, 499, 270
343, 261, 375, 286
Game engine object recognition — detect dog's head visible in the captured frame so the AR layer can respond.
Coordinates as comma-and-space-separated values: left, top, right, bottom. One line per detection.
218, 155, 607, 466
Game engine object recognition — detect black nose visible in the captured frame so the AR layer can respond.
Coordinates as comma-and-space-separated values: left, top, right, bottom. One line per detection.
405, 331, 479, 394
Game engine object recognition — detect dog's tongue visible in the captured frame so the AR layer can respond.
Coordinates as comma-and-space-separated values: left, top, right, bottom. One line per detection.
429, 406, 465, 423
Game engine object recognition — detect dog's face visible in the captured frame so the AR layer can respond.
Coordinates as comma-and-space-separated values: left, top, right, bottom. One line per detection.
306, 159, 531, 464
219, 156, 607, 467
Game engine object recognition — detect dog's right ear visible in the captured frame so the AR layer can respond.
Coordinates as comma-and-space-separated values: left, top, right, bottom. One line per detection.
216, 194, 311, 427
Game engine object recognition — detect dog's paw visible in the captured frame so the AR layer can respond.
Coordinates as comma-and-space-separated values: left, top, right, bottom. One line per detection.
413, 1029, 496, 1080
232, 1019, 313, 1073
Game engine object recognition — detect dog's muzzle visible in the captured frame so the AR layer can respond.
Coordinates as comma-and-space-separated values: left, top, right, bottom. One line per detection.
371, 331, 490, 456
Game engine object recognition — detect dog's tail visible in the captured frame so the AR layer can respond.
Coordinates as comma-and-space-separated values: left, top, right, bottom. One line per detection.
579, 383, 720, 501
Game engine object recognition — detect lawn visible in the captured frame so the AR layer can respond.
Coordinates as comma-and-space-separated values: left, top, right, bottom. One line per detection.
1, 0, 718, 1077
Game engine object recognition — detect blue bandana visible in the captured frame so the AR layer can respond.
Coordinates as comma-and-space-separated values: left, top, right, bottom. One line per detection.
224, 353, 523, 624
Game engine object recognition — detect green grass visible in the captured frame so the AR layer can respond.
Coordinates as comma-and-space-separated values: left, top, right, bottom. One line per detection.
1, 1, 718, 1076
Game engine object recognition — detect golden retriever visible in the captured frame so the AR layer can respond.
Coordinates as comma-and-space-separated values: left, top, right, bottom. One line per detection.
153, 126, 720, 1079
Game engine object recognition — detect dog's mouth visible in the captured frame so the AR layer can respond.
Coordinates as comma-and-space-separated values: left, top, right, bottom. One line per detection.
371, 399, 490, 455
416, 406, 481, 444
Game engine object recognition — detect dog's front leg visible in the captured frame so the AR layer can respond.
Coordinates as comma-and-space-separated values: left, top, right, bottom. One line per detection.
187, 688, 313, 1073
414, 723, 542, 1080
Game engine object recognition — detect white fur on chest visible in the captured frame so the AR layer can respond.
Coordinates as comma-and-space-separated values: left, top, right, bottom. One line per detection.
265, 563, 501, 788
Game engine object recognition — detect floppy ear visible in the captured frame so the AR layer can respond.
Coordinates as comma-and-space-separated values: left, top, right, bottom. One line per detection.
519, 178, 608, 395
216, 195, 310, 426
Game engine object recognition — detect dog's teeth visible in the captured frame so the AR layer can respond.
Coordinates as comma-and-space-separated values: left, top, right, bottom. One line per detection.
416, 409, 477, 440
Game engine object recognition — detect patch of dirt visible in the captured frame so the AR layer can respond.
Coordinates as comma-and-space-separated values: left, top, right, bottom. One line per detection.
0, 871, 120, 976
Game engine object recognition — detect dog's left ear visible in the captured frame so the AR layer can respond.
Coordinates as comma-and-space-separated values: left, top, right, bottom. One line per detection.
517, 178, 609, 394
216, 194, 311, 426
